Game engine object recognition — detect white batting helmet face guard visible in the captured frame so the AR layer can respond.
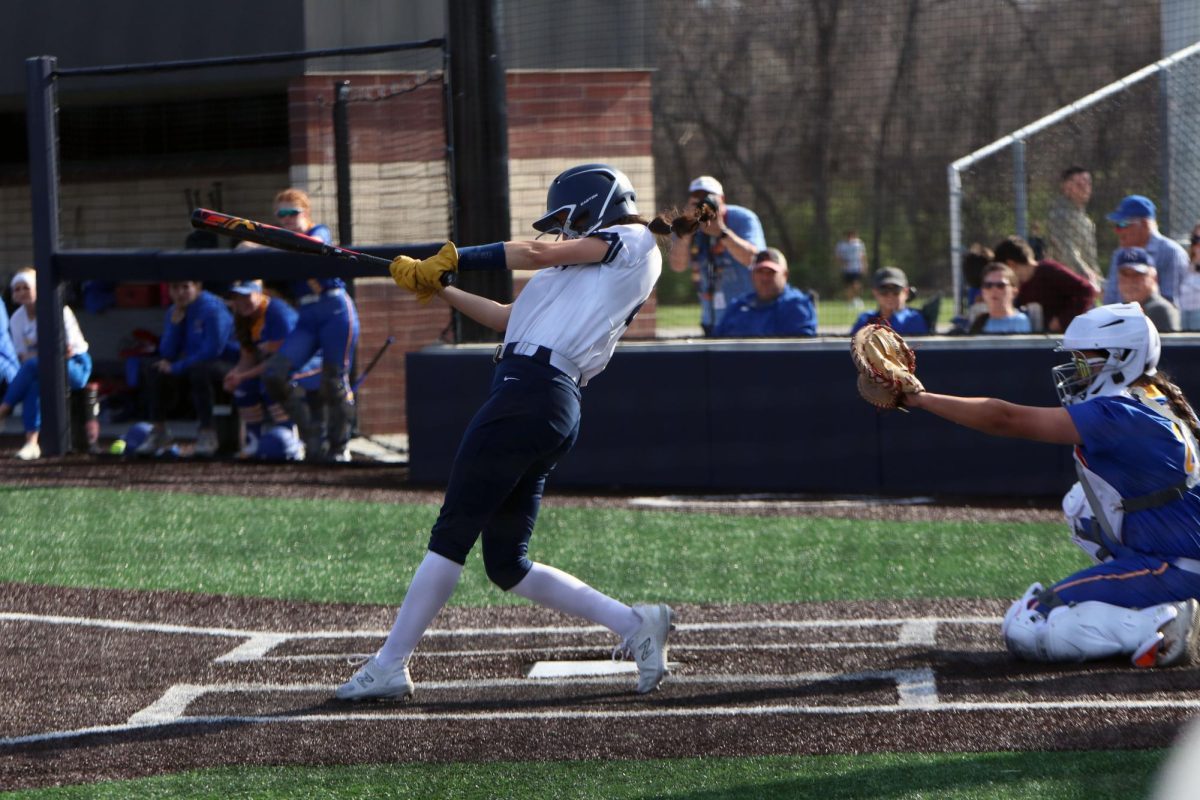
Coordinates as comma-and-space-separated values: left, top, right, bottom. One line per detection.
1051, 303, 1160, 406
531, 163, 639, 239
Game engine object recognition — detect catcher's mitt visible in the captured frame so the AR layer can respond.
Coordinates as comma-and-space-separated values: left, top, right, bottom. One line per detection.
850, 322, 925, 409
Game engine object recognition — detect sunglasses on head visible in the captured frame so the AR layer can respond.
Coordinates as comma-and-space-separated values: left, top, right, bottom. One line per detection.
275, 208, 302, 219
982, 280, 1010, 289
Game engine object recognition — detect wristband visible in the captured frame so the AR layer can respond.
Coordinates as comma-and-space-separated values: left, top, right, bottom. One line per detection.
456, 242, 508, 271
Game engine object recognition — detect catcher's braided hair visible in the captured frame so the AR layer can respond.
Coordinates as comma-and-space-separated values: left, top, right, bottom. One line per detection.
647, 202, 719, 238
1140, 372, 1200, 438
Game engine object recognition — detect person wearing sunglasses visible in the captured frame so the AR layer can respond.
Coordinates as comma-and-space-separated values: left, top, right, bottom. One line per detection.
258, 187, 360, 463
849, 266, 929, 336
993, 234, 1095, 333
968, 263, 1031, 334
1102, 195, 1188, 308
903, 303, 1200, 668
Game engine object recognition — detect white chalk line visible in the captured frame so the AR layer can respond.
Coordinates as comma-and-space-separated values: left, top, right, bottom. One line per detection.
0, 611, 1001, 664
0, 609, 1021, 749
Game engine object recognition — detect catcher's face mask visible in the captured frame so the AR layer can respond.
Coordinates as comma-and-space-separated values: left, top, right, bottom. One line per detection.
1052, 350, 1110, 406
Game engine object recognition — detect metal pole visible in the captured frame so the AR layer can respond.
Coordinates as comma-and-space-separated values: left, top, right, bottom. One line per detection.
447, 0, 512, 343
1013, 138, 1028, 242
948, 165, 964, 316
334, 80, 353, 246
25, 56, 69, 456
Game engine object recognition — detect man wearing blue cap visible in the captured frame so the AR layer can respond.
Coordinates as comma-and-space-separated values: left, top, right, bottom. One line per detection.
1114, 247, 1181, 332
1103, 195, 1188, 306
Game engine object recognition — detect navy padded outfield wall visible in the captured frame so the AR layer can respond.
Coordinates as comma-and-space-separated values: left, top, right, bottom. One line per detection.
407, 337, 1200, 497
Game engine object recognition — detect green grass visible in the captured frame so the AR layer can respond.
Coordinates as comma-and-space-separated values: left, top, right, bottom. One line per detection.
2, 751, 1165, 799
0, 487, 1087, 605
0, 485, 1156, 800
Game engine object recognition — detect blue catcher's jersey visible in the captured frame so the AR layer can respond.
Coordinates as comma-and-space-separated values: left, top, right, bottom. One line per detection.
1068, 391, 1200, 559
290, 224, 345, 299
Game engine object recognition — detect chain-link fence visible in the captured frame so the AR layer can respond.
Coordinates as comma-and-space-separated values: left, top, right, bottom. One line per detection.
498, 0, 1200, 332
41, 44, 450, 255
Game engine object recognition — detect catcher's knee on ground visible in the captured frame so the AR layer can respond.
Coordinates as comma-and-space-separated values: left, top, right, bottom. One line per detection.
1001, 582, 1171, 662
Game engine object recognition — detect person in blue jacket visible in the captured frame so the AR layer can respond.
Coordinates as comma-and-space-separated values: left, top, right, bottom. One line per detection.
713, 248, 816, 337
136, 280, 234, 456
257, 188, 360, 463
850, 266, 930, 336
0, 287, 17, 393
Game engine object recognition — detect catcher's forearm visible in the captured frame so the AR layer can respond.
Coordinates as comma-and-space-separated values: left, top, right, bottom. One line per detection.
907, 393, 1032, 439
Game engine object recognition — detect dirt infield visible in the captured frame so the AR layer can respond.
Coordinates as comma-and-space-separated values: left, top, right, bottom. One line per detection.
5, 454, 1196, 791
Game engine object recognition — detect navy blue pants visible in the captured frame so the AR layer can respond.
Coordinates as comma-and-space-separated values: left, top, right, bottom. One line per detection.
427, 354, 581, 590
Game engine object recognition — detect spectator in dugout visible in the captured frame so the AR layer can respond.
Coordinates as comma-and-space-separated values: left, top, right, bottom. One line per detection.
135, 280, 235, 457
993, 234, 1096, 333
222, 279, 316, 459
0, 268, 92, 460
850, 266, 929, 336
713, 248, 816, 337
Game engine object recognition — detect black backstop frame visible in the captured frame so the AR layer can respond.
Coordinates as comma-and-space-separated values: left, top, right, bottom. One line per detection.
23, 3, 512, 456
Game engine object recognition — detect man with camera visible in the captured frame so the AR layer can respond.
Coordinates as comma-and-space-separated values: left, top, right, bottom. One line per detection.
668, 175, 765, 336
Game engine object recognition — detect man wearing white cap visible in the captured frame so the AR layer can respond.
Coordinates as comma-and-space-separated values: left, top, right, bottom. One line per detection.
668, 175, 765, 335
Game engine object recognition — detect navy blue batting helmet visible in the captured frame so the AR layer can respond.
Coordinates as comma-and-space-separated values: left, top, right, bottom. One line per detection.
531, 163, 639, 239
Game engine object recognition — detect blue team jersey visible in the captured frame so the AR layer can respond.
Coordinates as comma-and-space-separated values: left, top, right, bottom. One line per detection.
290, 224, 345, 299
1068, 394, 1200, 558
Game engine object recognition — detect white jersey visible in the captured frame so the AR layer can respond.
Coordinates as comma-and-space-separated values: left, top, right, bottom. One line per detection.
10, 304, 89, 360
504, 223, 661, 386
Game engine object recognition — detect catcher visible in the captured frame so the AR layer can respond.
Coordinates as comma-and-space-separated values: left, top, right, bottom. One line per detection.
851, 304, 1200, 667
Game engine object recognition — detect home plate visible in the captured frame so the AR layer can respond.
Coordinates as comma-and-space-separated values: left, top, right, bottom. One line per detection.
527, 660, 678, 679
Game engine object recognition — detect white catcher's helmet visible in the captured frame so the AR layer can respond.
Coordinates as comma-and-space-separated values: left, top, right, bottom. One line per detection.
1052, 303, 1160, 406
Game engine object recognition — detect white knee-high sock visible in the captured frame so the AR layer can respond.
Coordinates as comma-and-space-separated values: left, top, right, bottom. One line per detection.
375, 551, 464, 668
511, 562, 641, 639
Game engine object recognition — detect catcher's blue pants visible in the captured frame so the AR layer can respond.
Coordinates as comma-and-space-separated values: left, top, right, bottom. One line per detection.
427, 352, 581, 590
1049, 554, 1200, 609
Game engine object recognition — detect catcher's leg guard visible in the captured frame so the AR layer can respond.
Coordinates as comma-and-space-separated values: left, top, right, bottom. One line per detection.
319, 362, 354, 452
1002, 582, 1170, 663
264, 354, 318, 453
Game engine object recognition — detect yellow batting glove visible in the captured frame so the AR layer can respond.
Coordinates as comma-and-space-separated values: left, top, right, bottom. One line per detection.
414, 242, 459, 291
388, 255, 422, 293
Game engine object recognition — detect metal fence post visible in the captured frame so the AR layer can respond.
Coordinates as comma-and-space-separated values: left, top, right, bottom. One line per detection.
948, 165, 963, 315
1013, 138, 1028, 242
334, 80, 353, 247
25, 55, 69, 457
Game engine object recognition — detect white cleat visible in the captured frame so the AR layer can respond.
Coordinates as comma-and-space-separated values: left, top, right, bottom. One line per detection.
335, 655, 414, 701
1136, 599, 1200, 668
617, 603, 675, 694
14, 441, 41, 460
